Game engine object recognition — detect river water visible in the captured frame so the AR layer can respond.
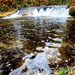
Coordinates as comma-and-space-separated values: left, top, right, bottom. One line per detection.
0, 6, 75, 75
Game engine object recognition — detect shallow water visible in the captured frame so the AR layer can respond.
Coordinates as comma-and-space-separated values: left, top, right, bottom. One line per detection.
0, 16, 75, 75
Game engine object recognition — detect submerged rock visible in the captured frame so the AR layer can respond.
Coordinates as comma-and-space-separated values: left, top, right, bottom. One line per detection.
69, 6, 75, 17
66, 45, 75, 56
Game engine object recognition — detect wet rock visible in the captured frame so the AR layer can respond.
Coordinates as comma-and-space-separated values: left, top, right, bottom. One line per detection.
59, 43, 75, 66
60, 44, 75, 57
66, 45, 75, 56
0, 49, 25, 74
67, 19, 75, 42
69, 6, 75, 17
22, 10, 28, 16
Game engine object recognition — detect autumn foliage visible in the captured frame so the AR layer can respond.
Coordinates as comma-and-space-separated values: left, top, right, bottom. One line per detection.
0, 0, 75, 12
68, 0, 75, 6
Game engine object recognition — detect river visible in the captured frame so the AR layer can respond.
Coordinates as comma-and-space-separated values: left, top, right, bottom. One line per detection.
0, 5, 75, 75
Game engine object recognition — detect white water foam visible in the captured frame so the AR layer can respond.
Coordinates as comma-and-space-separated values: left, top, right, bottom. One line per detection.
3, 6, 70, 19
9, 53, 52, 75
28, 8, 69, 17
9, 45, 61, 75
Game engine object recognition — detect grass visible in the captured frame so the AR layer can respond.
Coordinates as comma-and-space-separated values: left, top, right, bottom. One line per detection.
52, 66, 72, 75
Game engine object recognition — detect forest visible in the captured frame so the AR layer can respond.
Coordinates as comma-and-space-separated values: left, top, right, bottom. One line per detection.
0, 0, 75, 12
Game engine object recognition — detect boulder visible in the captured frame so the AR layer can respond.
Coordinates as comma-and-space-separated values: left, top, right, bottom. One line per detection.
69, 6, 75, 17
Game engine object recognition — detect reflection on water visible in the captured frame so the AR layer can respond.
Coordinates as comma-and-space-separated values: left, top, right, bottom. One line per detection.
0, 17, 75, 75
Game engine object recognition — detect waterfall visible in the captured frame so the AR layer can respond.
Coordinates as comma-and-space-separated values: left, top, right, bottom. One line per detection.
28, 6, 69, 17
3, 5, 70, 19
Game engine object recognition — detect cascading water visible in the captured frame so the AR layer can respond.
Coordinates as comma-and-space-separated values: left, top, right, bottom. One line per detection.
3, 5, 70, 19
28, 6, 69, 17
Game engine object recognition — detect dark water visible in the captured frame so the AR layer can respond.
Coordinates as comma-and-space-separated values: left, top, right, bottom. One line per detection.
0, 17, 75, 75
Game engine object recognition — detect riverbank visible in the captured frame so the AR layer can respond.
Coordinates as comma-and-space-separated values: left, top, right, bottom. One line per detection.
0, 9, 18, 18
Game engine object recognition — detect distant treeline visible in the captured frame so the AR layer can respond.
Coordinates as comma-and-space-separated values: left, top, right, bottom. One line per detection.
0, 0, 75, 12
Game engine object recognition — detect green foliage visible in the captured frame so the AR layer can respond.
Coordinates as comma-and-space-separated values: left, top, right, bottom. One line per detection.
17, 0, 21, 4
16, 4, 21, 8
52, 67, 71, 75
0, 4, 9, 12
0, 4, 3, 11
